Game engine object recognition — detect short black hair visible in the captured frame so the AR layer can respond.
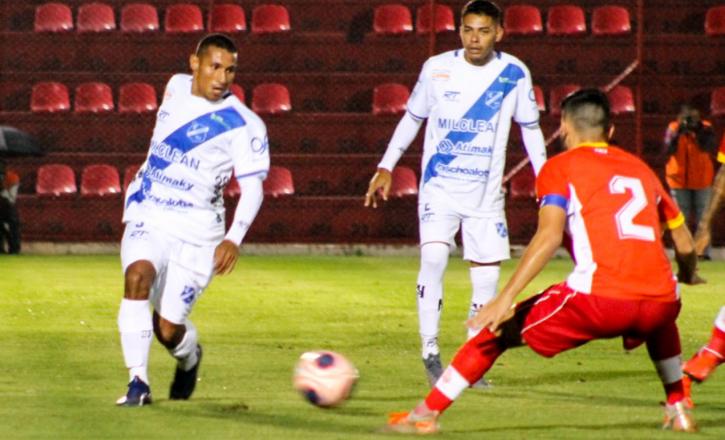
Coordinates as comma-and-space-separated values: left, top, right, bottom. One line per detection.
461, 0, 503, 25
195, 33, 237, 57
561, 88, 611, 132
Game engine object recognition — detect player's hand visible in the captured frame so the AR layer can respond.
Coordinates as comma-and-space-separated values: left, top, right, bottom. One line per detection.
694, 229, 711, 257
466, 295, 514, 333
364, 168, 392, 208
214, 240, 239, 275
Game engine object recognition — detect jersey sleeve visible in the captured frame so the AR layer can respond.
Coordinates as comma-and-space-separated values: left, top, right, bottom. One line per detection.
536, 158, 570, 211
406, 59, 433, 120
230, 119, 270, 180
513, 63, 540, 127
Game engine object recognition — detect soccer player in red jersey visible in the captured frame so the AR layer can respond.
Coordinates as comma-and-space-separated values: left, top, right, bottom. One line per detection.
385, 89, 703, 434
683, 134, 725, 389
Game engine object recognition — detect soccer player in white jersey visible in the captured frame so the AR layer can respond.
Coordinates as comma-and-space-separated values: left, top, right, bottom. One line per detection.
365, 0, 546, 387
116, 34, 270, 406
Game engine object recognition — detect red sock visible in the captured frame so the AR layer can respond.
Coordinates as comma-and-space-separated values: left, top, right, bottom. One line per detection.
665, 380, 685, 405
706, 327, 725, 357
424, 329, 505, 413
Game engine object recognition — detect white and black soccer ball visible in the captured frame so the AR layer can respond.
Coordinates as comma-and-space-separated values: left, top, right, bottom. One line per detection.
293, 350, 359, 407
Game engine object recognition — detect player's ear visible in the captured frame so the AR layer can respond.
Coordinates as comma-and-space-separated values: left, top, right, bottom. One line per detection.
189, 54, 200, 73
495, 23, 504, 42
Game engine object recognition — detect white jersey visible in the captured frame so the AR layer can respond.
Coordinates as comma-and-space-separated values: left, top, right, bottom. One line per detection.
124, 74, 270, 245
409, 50, 540, 216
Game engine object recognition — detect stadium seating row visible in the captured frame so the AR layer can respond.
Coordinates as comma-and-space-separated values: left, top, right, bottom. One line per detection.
28, 2, 725, 37
21, 79, 725, 117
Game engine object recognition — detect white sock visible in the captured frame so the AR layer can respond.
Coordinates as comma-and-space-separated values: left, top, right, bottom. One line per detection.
467, 265, 500, 340
653, 355, 683, 385
169, 319, 199, 371
118, 299, 153, 384
714, 306, 725, 332
417, 242, 449, 358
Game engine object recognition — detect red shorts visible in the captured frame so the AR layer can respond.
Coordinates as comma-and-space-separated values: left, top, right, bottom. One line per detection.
517, 282, 681, 358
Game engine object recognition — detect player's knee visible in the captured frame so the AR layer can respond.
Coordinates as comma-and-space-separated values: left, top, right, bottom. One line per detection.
419, 242, 449, 277
155, 318, 185, 348
124, 261, 155, 300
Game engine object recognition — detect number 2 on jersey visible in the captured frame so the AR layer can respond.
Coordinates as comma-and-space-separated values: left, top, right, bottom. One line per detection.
609, 176, 655, 242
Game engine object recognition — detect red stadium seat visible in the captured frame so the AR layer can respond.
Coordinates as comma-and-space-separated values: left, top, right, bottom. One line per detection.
210, 4, 246, 33
389, 166, 418, 197
77, 3, 116, 33
504, 5, 543, 36
81, 164, 121, 197
509, 168, 536, 199
706, 6, 725, 36
373, 4, 413, 35
607, 85, 635, 114
225, 176, 241, 197
252, 83, 291, 115
35, 3, 74, 32
36, 164, 77, 196
31, 82, 71, 113
75, 82, 114, 113
533, 85, 546, 112
120, 3, 159, 32
712, 87, 725, 116
591, 6, 631, 36
165, 4, 203, 33
251, 4, 291, 34
416, 4, 454, 34
118, 82, 157, 113
229, 84, 245, 103
123, 164, 142, 191
372, 83, 409, 116
264, 166, 295, 197
549, 84, 581, 116
547, 5, 586, 36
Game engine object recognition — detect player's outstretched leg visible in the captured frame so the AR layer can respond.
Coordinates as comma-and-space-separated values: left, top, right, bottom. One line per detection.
646, 321, 697, 432
683, 308, 725, 383
169, 320, 202, 400
417, 242, 449, 387
467, 265, 500, 389
385, 328, 505, 434
117, 298, 154, 406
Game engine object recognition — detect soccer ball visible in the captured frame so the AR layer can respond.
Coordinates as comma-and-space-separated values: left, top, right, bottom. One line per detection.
293, 350, 359, 407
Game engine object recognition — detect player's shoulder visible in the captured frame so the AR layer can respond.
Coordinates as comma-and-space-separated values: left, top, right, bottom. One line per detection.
496, 51, 532, 76
422, 50, 460, 70
166, 73, 192, 89
223, 96, 266, 131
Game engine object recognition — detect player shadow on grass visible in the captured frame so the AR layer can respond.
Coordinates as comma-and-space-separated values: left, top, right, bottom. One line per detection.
491, 368, 651, 388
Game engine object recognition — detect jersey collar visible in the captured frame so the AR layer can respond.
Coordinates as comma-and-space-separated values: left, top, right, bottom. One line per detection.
576, 142, 609, 148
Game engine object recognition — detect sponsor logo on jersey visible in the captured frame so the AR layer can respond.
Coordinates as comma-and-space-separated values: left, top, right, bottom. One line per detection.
158, 110, 170, 121
251, 136, 269, 153
485, 91, 503, 110
144, 165, 195, 191
437, 118, 496, 133
528, 87, 536, 102
186, 121, 210, 143
497, 76, 518, 85
149, 141, 201, 170
435, 163, 490, 179
436, 139, 493, 156
432, 69, 451, 81
443, 91, 460, 102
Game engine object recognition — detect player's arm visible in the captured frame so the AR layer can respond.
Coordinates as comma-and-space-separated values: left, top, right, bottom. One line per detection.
521, 124, 546, 175
694, 163, 725, 254
514, 68, 547, 175
468, 202, 566, 332
365, 112, 424, 207
658, 185, 704, 285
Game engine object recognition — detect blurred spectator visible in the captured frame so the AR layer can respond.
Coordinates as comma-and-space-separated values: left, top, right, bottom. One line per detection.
0, 161, 21, 254
663, 104, 717, 257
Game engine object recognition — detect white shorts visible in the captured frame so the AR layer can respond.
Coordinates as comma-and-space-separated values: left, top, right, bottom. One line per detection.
418, 199, 510, 263
121, 221, 215, 324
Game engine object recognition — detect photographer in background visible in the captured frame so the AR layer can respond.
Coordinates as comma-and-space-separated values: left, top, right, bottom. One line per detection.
663, 104, 717, 259
0, 160, 21, 254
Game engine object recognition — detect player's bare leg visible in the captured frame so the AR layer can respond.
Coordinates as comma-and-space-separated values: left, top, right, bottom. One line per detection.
117, 260, 155, 406
467, 260, 500, 389
153, 312, 202, 400
417, 242, 449, 387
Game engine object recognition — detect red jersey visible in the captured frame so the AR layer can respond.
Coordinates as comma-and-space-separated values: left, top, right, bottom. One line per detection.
536, 143, 684, 302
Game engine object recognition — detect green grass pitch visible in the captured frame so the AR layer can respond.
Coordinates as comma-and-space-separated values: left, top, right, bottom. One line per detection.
1, 254, 724, 439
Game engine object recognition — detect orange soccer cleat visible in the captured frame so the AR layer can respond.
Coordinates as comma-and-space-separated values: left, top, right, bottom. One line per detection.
681, 375, 694, 409
384, 410, 440, 435
683, 348, 723, 383
662, 400, 698, 432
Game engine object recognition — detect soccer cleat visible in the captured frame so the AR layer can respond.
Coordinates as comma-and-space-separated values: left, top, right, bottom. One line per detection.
662, 400, 697, 432
384, 410, 440, 435
170, 344, 202, 400
422, 354, 443, 388
683, 348, 723, 383
116, 376, 152, 406
682, 375, 694, 409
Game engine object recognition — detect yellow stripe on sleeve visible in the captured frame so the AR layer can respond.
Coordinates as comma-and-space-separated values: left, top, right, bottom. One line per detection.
666, 212, 685, 230
718, 151, 725, 164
